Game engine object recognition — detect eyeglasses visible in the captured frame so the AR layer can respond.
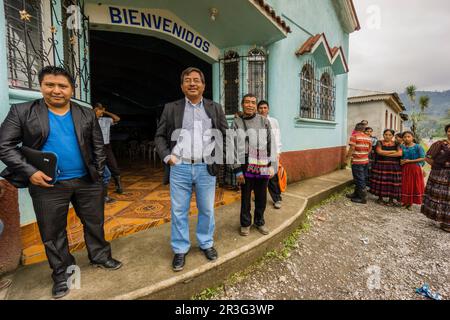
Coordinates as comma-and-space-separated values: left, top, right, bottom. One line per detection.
183, 78, 202, 84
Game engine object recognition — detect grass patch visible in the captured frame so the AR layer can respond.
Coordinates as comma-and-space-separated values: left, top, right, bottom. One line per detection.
191, 187, 353, 300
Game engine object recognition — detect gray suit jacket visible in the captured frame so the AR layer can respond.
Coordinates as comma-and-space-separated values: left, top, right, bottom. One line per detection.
155, 98, 229, 185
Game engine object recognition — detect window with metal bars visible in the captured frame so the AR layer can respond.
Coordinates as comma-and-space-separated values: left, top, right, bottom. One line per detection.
247, 48, 266, 102
60, 0, 90, 101
4, 0, 90, 101
300, 61, 336, 121
319, 71, 335, 121
300, 62, 316, 119
62, 0, 77, 82
5, 0, 44, 90
223, 51, 240, 115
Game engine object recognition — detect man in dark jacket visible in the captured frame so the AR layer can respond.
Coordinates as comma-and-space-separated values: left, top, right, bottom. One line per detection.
155, 67, 228, 272
0, 66, 122, 299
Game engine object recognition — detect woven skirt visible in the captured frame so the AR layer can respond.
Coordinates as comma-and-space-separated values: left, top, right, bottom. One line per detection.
421, 168, 450, 224
369, 160, 402, 200
401, 163, 425, 205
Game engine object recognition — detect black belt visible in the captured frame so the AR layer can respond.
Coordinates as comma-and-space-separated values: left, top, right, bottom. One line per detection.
181, 158, 205, 164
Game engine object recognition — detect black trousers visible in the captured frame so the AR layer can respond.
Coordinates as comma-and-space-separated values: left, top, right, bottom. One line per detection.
240, 177, 269, 227
104, 144, 120, 177
29, 176, 112, 283
268, 173, 282, 202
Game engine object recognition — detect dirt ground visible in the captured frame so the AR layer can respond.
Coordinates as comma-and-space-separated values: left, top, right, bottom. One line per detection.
214, 194, 449, 300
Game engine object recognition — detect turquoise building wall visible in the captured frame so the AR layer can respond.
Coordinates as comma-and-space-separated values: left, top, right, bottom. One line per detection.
266, 0, 350, 153
0, 0, 354, 225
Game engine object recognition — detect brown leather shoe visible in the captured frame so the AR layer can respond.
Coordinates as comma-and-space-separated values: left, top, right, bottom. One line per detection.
0, 279, 12, 290
240, 226, 250, 236
255, 225, 270, 235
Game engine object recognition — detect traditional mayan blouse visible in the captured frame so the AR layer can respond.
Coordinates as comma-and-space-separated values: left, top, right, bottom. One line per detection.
401, 144, 425, 167
376, 141, 401, 163
426, 140, 450, 170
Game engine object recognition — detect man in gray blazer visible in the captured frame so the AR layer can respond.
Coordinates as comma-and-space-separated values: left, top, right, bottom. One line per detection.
155, 67, 228, 271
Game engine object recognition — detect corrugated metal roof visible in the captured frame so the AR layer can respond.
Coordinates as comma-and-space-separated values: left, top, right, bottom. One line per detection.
348, 91, 406, 112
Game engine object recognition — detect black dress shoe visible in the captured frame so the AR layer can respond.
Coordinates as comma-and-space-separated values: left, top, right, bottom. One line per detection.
346, 192, 357, 199
172, 253, 187, 272
91, 258, 123, 270
201, 247, 218, 261
52, 281, 70, 299
351, 197, 367, 204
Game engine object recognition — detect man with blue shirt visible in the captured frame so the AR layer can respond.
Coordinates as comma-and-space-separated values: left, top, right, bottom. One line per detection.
0, 66, 122, 299
155, 67, 228, 272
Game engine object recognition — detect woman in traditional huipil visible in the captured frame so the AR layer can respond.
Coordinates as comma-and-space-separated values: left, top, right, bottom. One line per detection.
421, 124, 450, 232
370, 129, 403, 206
400, 131, 425, 210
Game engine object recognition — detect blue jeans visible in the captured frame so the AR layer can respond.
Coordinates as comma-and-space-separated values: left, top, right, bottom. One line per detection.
103, 166, 111, 185
0, 218, 4, 236
352, 164, 369, 193
169, 163, 216, 254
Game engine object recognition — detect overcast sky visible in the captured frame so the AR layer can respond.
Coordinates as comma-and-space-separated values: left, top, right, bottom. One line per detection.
349, 0, 450, 93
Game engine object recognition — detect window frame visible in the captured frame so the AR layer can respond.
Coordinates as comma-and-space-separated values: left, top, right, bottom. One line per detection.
319, 71, 335, 121
247, 48, 267, 102
5, 0, 45, 90
299, 61, 336, 122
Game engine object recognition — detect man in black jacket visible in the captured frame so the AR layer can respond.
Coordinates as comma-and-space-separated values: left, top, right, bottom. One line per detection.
0, 66, 122, 299
155, 67, 228, 271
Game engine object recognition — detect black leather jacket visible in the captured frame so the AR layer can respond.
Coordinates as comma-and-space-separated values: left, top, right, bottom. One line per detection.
0, 99, 106, 188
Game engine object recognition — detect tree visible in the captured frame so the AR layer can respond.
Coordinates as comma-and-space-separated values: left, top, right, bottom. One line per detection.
405, 85, 418, 136
406, 85, 416, 104
405, 85, 430, 142
419, 95, 430, 113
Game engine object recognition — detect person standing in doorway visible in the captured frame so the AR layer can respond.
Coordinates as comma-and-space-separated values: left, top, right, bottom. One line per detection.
102, 165, 115, 204
346, 123, 372, 204
233, 94, 274, 236
0, 66, 122, 299
257, 100, 283, 209
94, 103, 124, 195
155, 67, 228, 272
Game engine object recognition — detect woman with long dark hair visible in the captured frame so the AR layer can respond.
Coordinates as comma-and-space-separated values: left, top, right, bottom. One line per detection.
421, 124, 450, 232
400, 131, 425, 210
370, 129, 403, 206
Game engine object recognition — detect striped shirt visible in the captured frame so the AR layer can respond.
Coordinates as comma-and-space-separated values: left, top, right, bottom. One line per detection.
349, 132, 372, 165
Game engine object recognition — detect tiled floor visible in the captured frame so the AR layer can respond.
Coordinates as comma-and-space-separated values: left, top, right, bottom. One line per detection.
20, 164, 241, 265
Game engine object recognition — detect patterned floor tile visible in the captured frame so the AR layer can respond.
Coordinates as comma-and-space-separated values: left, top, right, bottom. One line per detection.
20, 166, 240, 265
126, 181, 161, 191
109, 189, 149, 201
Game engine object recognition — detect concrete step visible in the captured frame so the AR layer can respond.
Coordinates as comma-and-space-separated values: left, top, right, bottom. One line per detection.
3, 169, 352, 300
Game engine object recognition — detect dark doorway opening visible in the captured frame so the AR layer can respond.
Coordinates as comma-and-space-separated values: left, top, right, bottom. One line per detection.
89, 30, 212, 168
